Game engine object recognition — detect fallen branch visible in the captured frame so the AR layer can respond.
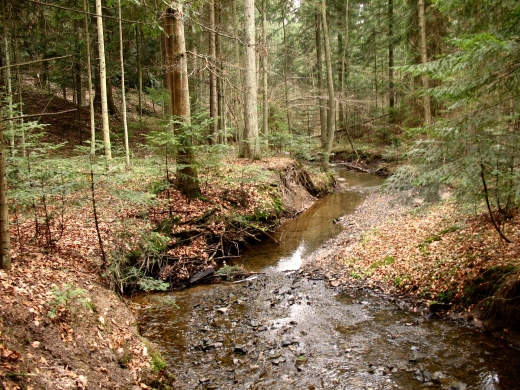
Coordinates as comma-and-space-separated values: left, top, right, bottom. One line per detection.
338, 162, 371, 174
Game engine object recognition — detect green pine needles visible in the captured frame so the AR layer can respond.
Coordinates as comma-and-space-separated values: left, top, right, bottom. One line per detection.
387, 0, 520, 241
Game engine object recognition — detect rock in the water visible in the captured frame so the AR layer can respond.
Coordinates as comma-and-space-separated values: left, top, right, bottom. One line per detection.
295, 356, 308, 371
234, 345, 248, 354
450, 382, 467, 390
190, 268, 216, 285
432, 371, 447, 384
282, 339, 298, 347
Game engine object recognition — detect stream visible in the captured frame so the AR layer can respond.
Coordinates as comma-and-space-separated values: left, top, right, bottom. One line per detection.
132, 170, 520, 389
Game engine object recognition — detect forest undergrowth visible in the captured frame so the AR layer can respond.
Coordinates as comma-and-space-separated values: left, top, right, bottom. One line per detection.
0, 150, 331, 389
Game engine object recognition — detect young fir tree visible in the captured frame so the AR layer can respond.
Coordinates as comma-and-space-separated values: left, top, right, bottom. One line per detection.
388, 0, 520, 241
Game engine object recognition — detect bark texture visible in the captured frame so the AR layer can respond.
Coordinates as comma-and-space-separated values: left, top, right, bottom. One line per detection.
95, 0, 112, 161
321, 0, 336, 169
242, 0, 259, 159
165, 2, 200, 198
0, 106, 11, 271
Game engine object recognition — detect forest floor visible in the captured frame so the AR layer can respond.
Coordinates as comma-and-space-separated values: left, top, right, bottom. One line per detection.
304, 189, 520, 343
0, 149, 331, 389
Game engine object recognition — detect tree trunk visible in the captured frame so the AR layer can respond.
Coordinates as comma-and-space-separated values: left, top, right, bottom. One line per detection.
3, 6, 14, 157
242, 0, 259, 159
216, 0, 225, 142
208, 0, 218, 144
261, 0, 269, 138
95, 0, 112, 162
83, 0, 96, 158
339, 0, 350, 132
321, 0, 335, 169
233, 0, 245, 150
388, 0, 395, 109
315, 11, 327, 148
118, 0, 130, 168
136, 25, 143, 117
161, 21, 173, 126
0, 105, 11, 271
165, 2, 200, 198
282, 3, 291, 135
418, 0, 432, 124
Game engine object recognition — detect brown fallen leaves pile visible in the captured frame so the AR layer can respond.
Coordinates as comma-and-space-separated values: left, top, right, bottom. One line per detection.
309, 193, 520, 315
0, 254, 165, 390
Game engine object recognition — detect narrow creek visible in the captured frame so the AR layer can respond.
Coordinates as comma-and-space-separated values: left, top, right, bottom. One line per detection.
132, 170, 520, 389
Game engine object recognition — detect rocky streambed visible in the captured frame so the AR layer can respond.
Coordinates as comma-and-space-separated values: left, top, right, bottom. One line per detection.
132, 170, 520, 389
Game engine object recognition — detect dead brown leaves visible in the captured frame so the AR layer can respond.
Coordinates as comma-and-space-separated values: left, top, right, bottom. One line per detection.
323, 198, 520, 309
0, 156, 297, 388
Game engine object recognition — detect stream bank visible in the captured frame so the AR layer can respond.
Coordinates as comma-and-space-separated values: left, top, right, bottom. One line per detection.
305, 190, 520, 345
0, 157, 331, 390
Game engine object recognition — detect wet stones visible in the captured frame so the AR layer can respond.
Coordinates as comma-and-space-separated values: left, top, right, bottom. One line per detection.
281, 339, 299, 347
295, 355, 308, 371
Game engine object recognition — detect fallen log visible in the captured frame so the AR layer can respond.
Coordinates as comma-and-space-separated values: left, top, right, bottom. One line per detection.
338, 162, 372, 174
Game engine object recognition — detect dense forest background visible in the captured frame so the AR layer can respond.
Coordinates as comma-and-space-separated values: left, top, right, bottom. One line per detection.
0, 0, 519, 272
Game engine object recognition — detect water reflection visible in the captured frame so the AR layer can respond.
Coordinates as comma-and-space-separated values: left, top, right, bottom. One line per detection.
276, 242, 305, 271
235, 170, 385, 272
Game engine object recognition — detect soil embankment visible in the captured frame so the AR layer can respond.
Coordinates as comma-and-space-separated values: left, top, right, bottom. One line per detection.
304, 191, 520, 343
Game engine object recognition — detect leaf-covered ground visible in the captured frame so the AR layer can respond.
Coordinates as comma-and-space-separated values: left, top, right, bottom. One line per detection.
1, 156, 326, 389
306, 193, 520, 324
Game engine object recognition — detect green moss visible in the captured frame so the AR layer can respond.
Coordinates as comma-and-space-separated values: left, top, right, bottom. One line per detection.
369, 256, 395, 270
151, 353, 166, 372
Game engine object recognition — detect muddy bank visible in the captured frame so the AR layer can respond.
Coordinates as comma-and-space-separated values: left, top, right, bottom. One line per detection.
0, 262, 170, 389
132, 161, 333, 290
303, 191, 520, 343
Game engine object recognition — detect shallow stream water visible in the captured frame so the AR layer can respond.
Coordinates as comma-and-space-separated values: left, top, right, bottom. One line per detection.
132, 170, 520, 389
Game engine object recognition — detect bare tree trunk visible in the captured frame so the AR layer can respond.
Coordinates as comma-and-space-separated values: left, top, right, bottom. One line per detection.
242, 0, 259, 159
388, 0, 395, 109
0, 105, 11, 271
165, 2, 200, 198
315, 11, 327, 148
83, 0, 96, 158
233, 0, 245, 151
261, 0, 269, 138
208, 0, 218, 144
339, 0, 350, 130
216, 0, 225, 142
321, 0, 335, 169
136, 25, 143, 117
161, 22, 173, 126
118, 0, 130, 168
3, 3, 14, 157
282, 3, 291, 135
418, 0, 432, 124
95, 0, 112, 162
